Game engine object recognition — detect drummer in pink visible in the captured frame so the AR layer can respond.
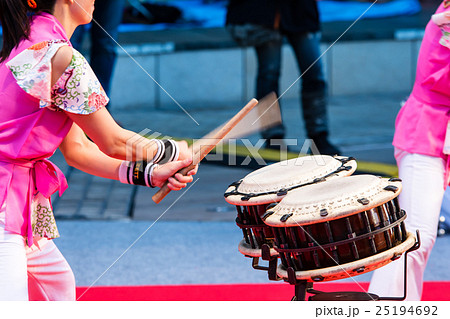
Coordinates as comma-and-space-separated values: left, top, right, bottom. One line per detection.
0, 0, 197, 301
369, 2, 450, 300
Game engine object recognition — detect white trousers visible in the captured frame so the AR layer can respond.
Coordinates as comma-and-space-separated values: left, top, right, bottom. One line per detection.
368, 150, 446, 300
0, 211, 75, 301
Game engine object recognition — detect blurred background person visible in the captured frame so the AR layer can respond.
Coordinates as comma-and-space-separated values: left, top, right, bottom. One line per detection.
369, 4, 450, 300
226, 0, 340, 155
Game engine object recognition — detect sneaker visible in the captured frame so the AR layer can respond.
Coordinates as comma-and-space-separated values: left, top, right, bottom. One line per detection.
309, 132, 341, 156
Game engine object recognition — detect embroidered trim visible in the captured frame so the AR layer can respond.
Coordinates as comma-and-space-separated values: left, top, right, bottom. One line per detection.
30, 192, 59, 240
48, 49, 109, 114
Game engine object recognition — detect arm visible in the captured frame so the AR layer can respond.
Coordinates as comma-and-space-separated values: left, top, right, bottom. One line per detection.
51, 45, 191, 163
59, 122, 122, 179
65, 106, 161, 162
66, 108, 192, 163
59, 123, 196, 190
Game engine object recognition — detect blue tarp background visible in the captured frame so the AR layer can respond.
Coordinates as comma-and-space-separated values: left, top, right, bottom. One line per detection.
0, 0, 423, 35
118, 0, 422, 32
319, 0, 422, 22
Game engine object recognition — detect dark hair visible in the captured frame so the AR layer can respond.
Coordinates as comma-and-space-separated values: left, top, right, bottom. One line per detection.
0, 0, 57, 62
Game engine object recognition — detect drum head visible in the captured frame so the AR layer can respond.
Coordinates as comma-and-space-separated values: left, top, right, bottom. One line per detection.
263, 174, 402, 227
224, 155, 357, 205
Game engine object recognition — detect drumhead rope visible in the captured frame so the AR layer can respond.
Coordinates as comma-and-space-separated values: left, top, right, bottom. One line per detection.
224, 156, 357, 205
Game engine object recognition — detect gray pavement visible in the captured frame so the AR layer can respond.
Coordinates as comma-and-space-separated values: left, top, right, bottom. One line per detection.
46, 91, 450, 288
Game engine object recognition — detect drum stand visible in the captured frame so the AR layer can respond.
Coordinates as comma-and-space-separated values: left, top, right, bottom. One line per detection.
251, 244, 280, 281
287, 230, 421, 301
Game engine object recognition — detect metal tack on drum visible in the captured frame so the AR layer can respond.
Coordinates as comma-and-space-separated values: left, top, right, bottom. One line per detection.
357, 198, 370, 205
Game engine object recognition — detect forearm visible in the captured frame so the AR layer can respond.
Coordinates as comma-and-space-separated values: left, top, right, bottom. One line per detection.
60, 123, 126, 180
60, 124, 197, 192
65, 108, 159, 162
60, 135, 122, 180
104, 127, 160, 162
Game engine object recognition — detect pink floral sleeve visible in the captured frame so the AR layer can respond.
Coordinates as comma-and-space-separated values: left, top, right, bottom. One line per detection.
6, 40, 109, 114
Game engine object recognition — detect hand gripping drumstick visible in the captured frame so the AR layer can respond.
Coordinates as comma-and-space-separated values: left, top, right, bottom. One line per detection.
152, 98, 259, 204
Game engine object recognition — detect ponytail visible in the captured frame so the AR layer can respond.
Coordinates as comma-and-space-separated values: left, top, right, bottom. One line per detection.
0, 0, 30, 62
0, 0, 57, 63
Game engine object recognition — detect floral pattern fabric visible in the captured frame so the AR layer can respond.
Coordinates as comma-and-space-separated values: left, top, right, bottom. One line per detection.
30, 191, 59, 242
6, 40, 109, 114
432, 10, 450, 49
439, 25, 450, 49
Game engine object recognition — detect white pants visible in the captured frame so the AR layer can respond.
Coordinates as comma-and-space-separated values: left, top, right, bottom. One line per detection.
368, 150, 446, 300
0, 210, 75, 301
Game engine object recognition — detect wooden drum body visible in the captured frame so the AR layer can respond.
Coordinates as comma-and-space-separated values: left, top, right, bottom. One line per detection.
224, 155, 357, 259
263, 175, 416, 282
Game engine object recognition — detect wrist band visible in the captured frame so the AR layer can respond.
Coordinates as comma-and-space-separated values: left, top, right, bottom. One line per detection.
150, 139, 180, 164
148, 162, 158, 187
150, 139, 164, 164
119, 161, 158, 187
158, 139, 180, 164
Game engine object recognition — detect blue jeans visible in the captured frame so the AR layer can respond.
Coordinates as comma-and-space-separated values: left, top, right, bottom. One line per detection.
255, 31, 328, 139
71, 0, 125, 99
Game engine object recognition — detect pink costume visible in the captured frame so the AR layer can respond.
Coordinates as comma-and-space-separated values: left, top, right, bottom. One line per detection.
393, 3, 450, 185
369, 3, 450, 300
0, 13, 108, 246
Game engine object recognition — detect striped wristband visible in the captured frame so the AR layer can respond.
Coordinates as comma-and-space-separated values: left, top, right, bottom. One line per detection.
118, 161, 158, 187
150, 139, 180, 164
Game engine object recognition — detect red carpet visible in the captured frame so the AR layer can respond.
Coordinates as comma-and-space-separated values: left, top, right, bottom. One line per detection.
76, 281, 450, 301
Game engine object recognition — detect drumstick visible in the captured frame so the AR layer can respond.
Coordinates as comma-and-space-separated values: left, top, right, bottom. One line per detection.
198, 92, 281, 142
152, 98, 259, 204
187, 92, 280, 158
